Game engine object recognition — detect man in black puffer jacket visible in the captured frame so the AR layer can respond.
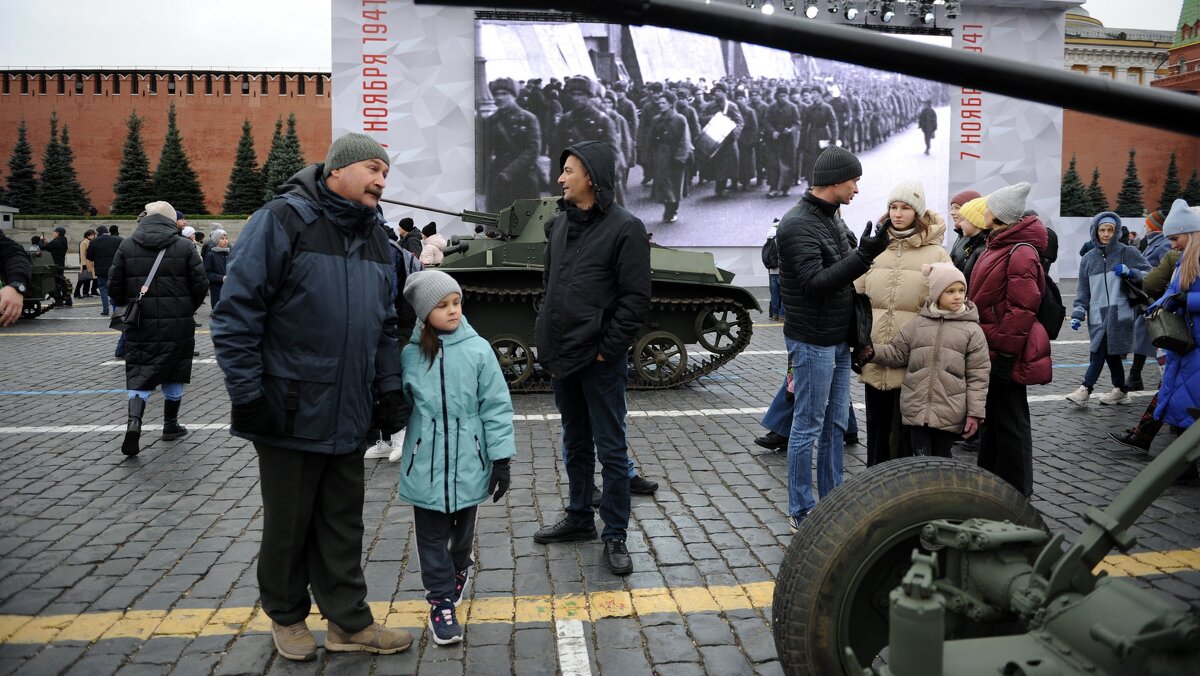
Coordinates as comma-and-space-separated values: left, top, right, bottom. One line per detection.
109, 202, 208, 457
532, 140, 651, 577
88, 225, 123, 316
776, 145, 889, 532
42, 227, 72, 307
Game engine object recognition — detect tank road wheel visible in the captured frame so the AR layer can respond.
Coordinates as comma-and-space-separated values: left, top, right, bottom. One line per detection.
772, 457, 1046, 675
490, 334, 535, 386
694, 306, 746, 354
633, 331, 687, 385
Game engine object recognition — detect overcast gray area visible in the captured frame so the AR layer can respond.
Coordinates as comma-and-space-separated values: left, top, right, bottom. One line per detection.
0, 1, 1182, 70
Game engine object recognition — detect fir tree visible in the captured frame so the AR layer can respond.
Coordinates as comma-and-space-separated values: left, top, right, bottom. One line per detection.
1087, 167, 1109, 214
112, 111, 155, 215
1182, 169, 1200, 206
1060, 154, 1090, 216
261, 117, 284, 202
262, 115, 306, 202
1114, 147, 1145, 217
57, 126, 92, 215
1157, 150, 1181, 213
284, 113, 306, 167
222, 119, 266, 214
37, 113, 64, 214
4, 118, 38, 213
152, 102, 207, 215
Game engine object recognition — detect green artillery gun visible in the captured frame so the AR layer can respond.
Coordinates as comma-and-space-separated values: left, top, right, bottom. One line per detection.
382, 197, 759, 391
772, 420, 1200, 675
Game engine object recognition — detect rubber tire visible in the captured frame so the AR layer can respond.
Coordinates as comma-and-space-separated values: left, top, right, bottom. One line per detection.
772, 457, 1045, 675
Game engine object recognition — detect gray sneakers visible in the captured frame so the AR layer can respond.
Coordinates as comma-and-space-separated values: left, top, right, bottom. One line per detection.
325, 621, 413, 655
271, 620, 317, 662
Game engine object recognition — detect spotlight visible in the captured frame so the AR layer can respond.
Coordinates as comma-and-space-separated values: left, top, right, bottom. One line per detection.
827, 0, 841, 13
881, 1, 894, 22
762, 0, 776, 15
844, 2, 859, 20
944, 0, 960, 19
745, 0, 757, 8
865, 0, 881, 16
920, 1, 934, 23
783, 0, 796, 11
804, 1, 820, 18
906, 0, 920, 17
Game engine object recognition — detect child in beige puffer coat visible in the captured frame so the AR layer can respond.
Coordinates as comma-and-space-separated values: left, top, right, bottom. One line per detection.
864, 262, 991, 458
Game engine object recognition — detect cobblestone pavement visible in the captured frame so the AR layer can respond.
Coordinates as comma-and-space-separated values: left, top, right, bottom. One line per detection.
1, 284, 1197, 675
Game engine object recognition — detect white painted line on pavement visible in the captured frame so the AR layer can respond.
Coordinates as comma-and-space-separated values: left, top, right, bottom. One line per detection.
0, 391, 1156, 434
555, 620, 592, 676
99, 359, 217, 366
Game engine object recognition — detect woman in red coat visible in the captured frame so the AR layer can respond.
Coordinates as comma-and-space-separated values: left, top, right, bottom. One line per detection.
967, 182, 1052, 496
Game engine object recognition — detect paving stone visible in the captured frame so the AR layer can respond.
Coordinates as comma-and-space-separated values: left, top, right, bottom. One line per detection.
643, 623, 699, 663
12, 645, 86, 675
686, 612, 736, 646
592, 617, 641, 650
213, 634, 274, 676
594, 648, 651, 675
699, 645, 755, 674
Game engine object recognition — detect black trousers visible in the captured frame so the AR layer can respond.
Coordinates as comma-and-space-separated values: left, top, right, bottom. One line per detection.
978, 379, 1033, 496
255, 443, 373, 632
907, 425, 956, 458
413, 505, 477, 603
865, 385, 909, 466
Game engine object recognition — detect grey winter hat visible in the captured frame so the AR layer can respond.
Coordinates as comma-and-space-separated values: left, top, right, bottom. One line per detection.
403, 270, 463, 324
1163, 198, 1200, 237
988, 182, 1031, 225
811, 146, 862, 186
323, 133, 390, 179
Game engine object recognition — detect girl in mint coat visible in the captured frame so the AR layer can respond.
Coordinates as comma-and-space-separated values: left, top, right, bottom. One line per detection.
399, 271, 516, 646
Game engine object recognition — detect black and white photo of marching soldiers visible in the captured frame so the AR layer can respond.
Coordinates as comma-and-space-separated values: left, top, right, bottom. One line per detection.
475, 20, 949, 247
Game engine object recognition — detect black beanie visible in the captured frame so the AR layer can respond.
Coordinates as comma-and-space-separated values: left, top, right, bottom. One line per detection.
811, 146, 862, 187
422, 222, 437, 237
399, 217, 415, 232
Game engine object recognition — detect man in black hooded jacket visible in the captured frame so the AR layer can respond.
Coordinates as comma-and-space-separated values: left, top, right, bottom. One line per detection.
532, 141, 651, 576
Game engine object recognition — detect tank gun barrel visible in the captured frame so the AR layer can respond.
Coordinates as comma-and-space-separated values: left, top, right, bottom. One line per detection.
417, 0, 1200, 137
379, 197, 500, 228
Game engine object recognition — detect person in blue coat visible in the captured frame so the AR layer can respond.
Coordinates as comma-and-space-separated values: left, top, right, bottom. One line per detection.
398, 270, 515, 647
1066, 212, 1150, 407
1128, 210, 1174, 389
1153, 200, 1200, 432
202, 229, 229, 309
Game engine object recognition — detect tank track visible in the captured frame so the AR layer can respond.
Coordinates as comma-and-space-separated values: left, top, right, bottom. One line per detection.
461, 285, 754, 392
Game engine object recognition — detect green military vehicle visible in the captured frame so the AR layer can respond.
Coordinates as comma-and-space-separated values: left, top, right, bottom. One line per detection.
20, 245, 65, 319
384, 197, 759, 391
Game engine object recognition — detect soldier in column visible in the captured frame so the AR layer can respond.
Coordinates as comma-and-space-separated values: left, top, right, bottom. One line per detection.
734, 87, 759, 192
763, 86, 800, 199
484, 77, 543, 212
649, 91, 691, 223
698, 83, 743, 197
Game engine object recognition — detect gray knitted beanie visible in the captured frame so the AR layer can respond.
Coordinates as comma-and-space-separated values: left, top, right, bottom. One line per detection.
403, 270, 463, 324
323, 133, 390, 178
988, 182, 1031, 225
811, 146, 862, 186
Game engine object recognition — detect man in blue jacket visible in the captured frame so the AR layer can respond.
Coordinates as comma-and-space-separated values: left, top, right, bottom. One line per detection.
532, 141, 651, 576
211, 133, 412, 661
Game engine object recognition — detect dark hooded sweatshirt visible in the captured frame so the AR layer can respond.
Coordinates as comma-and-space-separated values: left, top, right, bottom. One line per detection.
108, 214, 209, 390
535, 141, 651, 379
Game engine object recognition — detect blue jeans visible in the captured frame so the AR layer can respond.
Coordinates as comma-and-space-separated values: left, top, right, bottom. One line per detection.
762, 377, 857, 437
97, 276, 111, 314
784, 337, 851, 519
129, 383, 183, 401
1083, 334, 1126, 392
552, 358, 631, 542
561, 443, 636, 478
768, 273, 781, 318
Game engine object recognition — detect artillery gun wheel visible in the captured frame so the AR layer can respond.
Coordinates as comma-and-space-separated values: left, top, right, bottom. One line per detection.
633, 331, 687, 384
489, 334, 535, 386
694, 306, 746, 354
772, 457, 1045, 675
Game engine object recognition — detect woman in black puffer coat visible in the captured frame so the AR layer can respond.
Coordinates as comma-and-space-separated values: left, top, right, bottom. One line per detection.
109, 201, 208, 457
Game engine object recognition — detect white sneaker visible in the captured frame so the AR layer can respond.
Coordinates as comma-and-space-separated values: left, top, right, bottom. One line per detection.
388, 431, 406, 462
363, 440, 391, 459
1098, 388, 1130, 405
1065, 386, 1090, 408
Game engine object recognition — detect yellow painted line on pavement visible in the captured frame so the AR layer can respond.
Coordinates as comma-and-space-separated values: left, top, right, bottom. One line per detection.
0, 549, 1196, 645
0, 330, 211, 337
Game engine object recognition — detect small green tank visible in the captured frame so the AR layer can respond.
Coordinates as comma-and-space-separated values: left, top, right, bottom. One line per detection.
384, 197, 760, 390
20, 246, 66, 319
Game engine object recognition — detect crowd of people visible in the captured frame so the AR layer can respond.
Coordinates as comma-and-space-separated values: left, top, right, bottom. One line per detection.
481, 70, 945, 222
3, 125, 1198, 663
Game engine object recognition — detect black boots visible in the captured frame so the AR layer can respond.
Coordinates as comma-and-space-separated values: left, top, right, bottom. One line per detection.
162, 399, 188, 440
122, 397, 146, 456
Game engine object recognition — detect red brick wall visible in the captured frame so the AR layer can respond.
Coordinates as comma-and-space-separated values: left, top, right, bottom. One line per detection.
0, 73, 332, 215
1063, 110, 1200, 214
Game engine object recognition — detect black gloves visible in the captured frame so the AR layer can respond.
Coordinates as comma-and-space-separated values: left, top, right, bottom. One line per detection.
373, 390, 409, 436
488, 458, 511, 503
857, 221, 891, 260
992, 353, 1016, 384
231, 396, 277, 436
